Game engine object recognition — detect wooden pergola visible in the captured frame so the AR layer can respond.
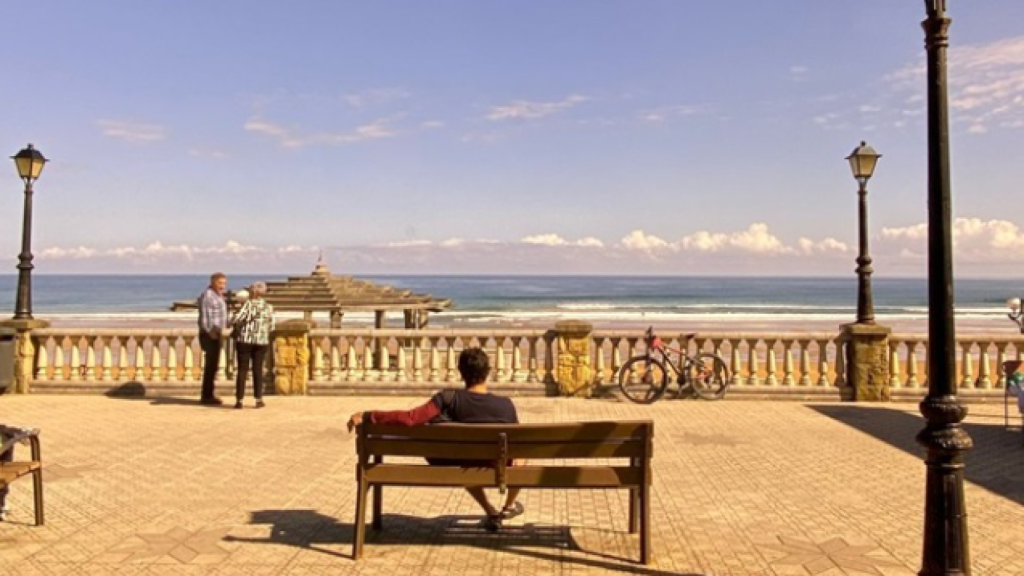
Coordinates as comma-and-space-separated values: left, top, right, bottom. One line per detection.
171, 259, 451, 328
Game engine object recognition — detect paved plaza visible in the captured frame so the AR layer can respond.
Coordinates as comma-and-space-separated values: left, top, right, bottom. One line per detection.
0, 393, 1022, 575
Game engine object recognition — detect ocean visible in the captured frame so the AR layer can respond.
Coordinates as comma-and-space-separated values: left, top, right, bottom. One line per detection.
0, 275, 1018, 334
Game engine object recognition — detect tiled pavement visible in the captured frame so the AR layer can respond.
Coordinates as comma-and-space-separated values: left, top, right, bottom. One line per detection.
1, 394, 1023, 575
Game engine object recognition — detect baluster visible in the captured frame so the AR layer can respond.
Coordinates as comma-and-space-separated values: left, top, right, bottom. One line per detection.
593, 337, 606, 385
960, 342, 974, 389
815, 339, 831, 387
35, 338, 49, 380
101, 339, 113, 382
834, 339, 847, 390
216, 344, 226, 382
53, 339, 66, 381
997, 344, 1009, 389
84, 338, 96, 381
889, 345, 901, 390
445, 339, 458, 383
765, 347, 779, 387
798, 339, 812, 387
906, 342, 920, 389
781, 340, 795, 387
184, 345, 194, 381
412, 338, 424, 382
166, 338, 178, 382
977, 342, 992, 390
396, 345, 408, 383
528, 336, 540, 383
429, 338, 441, 382
729, 339, 743, 386
69, 341, 81, 382
135, 338, 146, 381
610, 338, 623, 378
151, 339, 164, 381
747, 339, 762, 386
511, 337, 525, 383
312, 339, 325, 382
116, 338, 129, 380
331, 339, 343, 381
363, 342, 376, 382
495, 337, 507, 382
378, 338, 391, 382
346, 338, 359, 382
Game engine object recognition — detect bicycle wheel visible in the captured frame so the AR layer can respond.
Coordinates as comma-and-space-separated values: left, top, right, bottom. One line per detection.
689, 353, 730, 400
618, 356, 670, 404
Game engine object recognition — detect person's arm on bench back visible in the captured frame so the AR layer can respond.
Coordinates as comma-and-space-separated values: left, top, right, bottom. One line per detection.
348, 396, 443, 432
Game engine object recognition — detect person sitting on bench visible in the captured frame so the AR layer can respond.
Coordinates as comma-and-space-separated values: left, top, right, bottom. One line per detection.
347, 347, 523, 531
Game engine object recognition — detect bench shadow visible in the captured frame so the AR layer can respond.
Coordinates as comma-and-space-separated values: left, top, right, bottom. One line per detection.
226, 509, 703, 575
810, 404, 1024, 504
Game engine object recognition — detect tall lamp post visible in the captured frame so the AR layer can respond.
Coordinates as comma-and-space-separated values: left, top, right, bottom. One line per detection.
917, 2, 972, 575
11, 144, 47, 320
846, 141, 881, 325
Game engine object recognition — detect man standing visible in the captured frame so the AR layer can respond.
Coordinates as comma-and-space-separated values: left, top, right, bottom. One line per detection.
198, 272, 228, 405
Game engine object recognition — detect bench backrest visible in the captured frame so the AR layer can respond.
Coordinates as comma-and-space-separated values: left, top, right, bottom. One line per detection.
357, 420, 654, 462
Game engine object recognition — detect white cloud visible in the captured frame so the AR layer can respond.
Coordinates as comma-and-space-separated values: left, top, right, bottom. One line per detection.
486, 94, 589, 121
244, 117, 397, 148
638, 104, 709, 123
96, 120, 167, 144
34, 218, 1024, 275
342, 88, 410, 108
621, 230, 669, 252
885, 35, 1024, 133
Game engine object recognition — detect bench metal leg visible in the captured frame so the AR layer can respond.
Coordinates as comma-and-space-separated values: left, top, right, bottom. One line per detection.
639, 484, 651, 565
32, 468, 44, 526
352, 479, 369, 560
628, 488, 639, 534
372, 485, 382, 531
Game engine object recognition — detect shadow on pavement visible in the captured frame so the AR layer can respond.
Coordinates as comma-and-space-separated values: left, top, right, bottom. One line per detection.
811, 404, 1024, 504
227, 508, 704, 575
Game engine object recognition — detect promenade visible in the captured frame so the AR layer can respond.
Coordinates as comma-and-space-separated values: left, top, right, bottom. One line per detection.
0, 395, 1022, 575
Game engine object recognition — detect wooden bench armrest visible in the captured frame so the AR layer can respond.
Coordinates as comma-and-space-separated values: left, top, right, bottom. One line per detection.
0, 425, 42, 461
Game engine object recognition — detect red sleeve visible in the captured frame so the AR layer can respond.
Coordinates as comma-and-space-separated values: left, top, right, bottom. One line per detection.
368, 400, 442, 426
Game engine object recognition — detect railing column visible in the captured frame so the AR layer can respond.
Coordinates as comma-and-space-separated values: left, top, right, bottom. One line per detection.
555, 321, 593, 397
271, 320, 313, 395
842, 323, 892, 401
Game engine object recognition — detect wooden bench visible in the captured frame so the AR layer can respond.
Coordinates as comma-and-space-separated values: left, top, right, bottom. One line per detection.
0, 425, 44, 526
353, 420, 653, 564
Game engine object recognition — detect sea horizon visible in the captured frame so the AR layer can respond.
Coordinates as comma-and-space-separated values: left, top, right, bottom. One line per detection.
0, 274, 1018, 335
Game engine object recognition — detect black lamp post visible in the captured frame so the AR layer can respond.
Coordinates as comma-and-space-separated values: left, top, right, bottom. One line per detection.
846, 141, 881, 325
11, 144, 47, 321
917, 2, 973, 575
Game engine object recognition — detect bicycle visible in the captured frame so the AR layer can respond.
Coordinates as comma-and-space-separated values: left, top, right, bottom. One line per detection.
617, 327, 730, 404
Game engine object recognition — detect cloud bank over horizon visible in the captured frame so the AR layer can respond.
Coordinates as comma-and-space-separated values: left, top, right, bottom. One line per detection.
27, 218, 1024, 277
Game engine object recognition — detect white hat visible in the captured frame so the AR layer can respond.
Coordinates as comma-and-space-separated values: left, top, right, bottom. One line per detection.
234, 289, 250, 302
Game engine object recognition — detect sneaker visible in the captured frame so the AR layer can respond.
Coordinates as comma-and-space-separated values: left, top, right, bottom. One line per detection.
499, 501, 525, 520
200, 397, 224, 406
234, 401, 243, 410
255, 400, 265, 409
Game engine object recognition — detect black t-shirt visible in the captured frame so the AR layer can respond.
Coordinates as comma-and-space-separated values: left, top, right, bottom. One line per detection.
430, 389, 518, 424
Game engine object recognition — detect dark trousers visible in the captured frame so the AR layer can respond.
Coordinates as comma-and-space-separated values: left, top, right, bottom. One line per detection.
235, 342, 268, 401
0, 444, 12, 508
199, 331, 221, 400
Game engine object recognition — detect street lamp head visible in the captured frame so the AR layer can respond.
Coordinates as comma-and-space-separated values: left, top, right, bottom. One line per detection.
1008, 297, 1022, 313
846, 141, 881, 181
12, 144, 47, 183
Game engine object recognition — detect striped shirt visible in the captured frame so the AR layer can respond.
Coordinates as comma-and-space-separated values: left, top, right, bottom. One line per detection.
198, 287, 227, 334
231, 299, 275, 346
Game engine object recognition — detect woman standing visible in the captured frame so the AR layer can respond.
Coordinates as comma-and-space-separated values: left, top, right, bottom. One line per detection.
230, 281, 275, 409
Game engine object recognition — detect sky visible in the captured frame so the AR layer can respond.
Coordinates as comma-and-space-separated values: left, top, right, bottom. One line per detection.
1, 1, 1023, 277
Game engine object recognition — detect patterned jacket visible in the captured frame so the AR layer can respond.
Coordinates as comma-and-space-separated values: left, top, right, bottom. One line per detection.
231, 299, 275, 346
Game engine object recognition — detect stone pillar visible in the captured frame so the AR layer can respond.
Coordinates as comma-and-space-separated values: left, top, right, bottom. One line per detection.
0, 319, 50, 394
842, 322, 892, 401
555, 320, 593, 397
272, 319, 313, 395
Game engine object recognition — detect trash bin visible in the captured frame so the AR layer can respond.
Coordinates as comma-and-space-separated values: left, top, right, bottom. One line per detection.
0, 327, 16, 393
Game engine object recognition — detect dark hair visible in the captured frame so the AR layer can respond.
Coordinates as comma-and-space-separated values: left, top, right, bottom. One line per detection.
210, 272, 227, 284
458, 348, 490, 387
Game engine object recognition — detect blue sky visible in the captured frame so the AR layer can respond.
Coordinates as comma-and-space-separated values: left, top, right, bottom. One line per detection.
2, 1, 1023, 276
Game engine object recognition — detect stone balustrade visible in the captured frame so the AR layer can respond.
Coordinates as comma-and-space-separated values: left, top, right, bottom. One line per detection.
22, 325, 1023, 400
